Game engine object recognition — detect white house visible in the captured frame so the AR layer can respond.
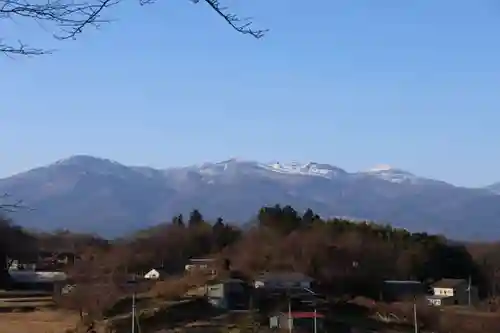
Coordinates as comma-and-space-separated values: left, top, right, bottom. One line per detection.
144, 268, 167, 280
254, 272, 314, 290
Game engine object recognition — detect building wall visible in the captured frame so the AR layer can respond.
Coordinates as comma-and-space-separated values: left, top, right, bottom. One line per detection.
269, 316, 279, 328
433, 287, 455, 297
382, 282, 425, 302
205, 280, 247, 310
206, 283, 225, 298
278, 314, 293, 330
428, 298, 442, 306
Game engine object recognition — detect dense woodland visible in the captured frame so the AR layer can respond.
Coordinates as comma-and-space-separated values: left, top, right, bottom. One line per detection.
3, 205, 500, 331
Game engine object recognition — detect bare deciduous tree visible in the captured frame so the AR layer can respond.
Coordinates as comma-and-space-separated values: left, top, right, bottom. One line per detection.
0, 0, 266, 56
57, 246, 128, 324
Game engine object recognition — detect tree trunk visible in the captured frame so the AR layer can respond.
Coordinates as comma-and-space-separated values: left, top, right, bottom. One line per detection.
0, 254, 12, 289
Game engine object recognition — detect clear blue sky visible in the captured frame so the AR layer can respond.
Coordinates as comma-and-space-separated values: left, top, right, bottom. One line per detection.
1, 0, 499, 187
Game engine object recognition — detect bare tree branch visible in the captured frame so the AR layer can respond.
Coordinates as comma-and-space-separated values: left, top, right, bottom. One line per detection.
0, 193, 25, 213
0, 0, 266, 56
0, 40, 47, 56
193, 0, 267, 39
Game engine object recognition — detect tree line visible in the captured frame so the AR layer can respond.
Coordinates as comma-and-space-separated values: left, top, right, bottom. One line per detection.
3, 205, 500, 328
123, 205, 496, 298
2, 205, 500, 294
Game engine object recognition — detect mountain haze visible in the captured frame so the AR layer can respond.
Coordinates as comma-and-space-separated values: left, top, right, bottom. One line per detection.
1, 155, 499, 240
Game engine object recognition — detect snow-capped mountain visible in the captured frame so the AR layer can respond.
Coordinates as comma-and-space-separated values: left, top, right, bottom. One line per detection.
1, 155, 499, 240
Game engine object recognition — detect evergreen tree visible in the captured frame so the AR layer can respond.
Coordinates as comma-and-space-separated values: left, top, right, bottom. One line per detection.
172, 214, 185, 227
177, 214, 185, 227
188, 209, 203, 227
302, 208, 315, 227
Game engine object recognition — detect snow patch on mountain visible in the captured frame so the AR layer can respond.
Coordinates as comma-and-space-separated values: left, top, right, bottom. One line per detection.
168, 159, 452, 186
360, 164, 446, 185
258, 161, 346, 179
360, 165, 425, 184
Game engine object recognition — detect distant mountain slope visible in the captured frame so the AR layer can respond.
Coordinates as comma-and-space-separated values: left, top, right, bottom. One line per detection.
0, 156, 176, 235
1, 155, 499, 240
486, 182, 500, 194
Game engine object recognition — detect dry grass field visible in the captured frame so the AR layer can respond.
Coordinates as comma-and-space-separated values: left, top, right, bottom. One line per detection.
0, 310, 78, 333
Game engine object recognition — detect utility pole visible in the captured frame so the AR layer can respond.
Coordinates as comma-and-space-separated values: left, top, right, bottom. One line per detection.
131, 289, 136, 333
468, 275, 471, 307
413, 297, 418, 333
303, 287, 319, 333
313, 307, 317, 333
249, 292, 257, 333
288, 294, 292, 333
303, 287, 318, 333
127, 276, 138, 333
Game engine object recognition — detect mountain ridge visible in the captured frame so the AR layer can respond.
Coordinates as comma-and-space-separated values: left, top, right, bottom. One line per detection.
1, 155, 499, 240
3, 155, 492, 188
